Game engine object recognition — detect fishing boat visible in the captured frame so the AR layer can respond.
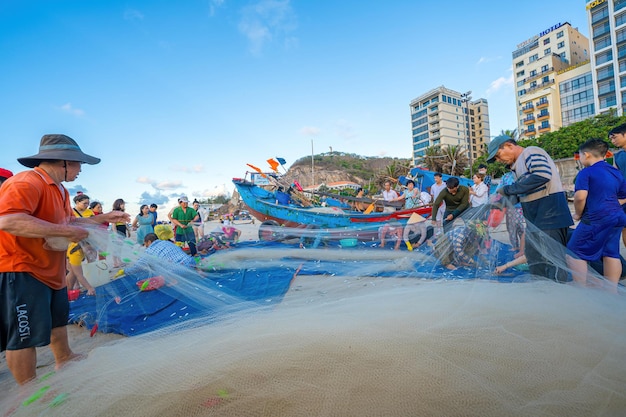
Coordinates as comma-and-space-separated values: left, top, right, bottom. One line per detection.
232, 176, 433, 242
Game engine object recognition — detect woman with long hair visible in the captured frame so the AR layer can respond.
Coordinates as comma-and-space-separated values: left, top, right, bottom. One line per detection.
112, 198, 130, 268
112, 198, 130, 238
132, 204, 154, 244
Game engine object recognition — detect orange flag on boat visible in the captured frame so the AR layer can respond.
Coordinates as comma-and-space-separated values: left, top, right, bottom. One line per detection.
247, 163, 267, 178
267, 158, 280, 173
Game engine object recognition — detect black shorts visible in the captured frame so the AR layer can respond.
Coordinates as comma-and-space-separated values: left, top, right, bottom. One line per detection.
0, 272, 69, 352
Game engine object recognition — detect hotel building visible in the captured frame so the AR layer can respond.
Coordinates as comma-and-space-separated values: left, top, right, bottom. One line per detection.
513, 22, 590, 138
409, 86, 490, 167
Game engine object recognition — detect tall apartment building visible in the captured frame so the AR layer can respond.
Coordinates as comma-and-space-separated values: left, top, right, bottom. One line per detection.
409, 86, 490, 167
586, 0, 626, 116
513, 22, 590, 139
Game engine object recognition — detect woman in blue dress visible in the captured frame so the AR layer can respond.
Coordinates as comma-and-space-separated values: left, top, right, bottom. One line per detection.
132, 204, 155, 244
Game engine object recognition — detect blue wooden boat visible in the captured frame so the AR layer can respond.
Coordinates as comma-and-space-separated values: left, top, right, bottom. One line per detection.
232, 177, 432, 241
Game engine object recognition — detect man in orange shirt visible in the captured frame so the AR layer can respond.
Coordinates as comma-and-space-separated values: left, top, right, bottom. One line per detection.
0, 134, 129, 385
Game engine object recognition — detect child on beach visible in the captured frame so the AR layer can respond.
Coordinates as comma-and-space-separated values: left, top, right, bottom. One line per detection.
566, 139, 626, 289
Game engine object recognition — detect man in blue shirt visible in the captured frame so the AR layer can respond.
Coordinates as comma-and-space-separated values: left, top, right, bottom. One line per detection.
124, 232, 196, 278
149, 203, 158, 227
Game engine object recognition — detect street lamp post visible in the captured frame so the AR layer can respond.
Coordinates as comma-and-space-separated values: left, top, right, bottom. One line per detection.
311, 138, 315, 186
460, 91, 473, 176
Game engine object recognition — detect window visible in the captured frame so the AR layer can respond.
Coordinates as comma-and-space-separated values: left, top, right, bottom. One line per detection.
596, 50, 613, 65
543, 38, 551, 45
518, 89, 526, 97
597, 66, 614, 80
540, 121, 550, 129
412, 109, 427, 119
529, 54, 539, 63
557, 41, 565, 48
542, 76, 550, 84
557, 31, 564, 38
530, 81, 537, 88
599, 94, 617, 108
598, 80, 616, 95
592, 6, 609, 24
529, 69, 537, 77
544, 48, 551, 55
594, 36, 611, 50
593, 21, 611, 38
617, 12, 626, 26
541, 64, 549, 73
441, 94, 447, 102
516, 70, 525, 77
516, 61, 524, 68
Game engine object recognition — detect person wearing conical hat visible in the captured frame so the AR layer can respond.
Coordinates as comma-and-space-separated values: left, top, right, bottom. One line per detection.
402, 213, 432, 250
0, 134, 130, 385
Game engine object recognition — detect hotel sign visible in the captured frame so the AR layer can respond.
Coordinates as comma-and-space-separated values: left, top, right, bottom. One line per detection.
517, 22, 565, 49
586, 0, 606, 10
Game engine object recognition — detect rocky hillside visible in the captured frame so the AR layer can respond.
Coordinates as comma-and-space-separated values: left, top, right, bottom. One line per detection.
281, 152, 412, 188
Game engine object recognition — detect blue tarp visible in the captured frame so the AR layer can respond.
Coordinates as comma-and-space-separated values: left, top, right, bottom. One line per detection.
68, 266, 297, 336
68, 240, 532, 336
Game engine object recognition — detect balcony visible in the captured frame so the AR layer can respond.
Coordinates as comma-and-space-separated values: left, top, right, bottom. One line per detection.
538, 124, 551, 132
522, 128, 536, 137
536, 99, 549, 109
522, 103, 534, 113
537, 111, 550, 121
523, 116, 535, 125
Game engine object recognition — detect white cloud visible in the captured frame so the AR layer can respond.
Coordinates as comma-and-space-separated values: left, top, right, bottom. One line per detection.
58, 103, 85, 117
155, 180, 183, 190
476, 56, 501, 65
136, 176, 155, 185
299, 126, 320, 136
123, 9, 144, 21
486, 72, 514, 96
238, 0, 297, 55
197, 184, 231, 197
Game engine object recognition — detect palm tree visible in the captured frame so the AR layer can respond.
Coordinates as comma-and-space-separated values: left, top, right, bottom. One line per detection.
421, 145, 445, 172
440, 145, 469, 176
376, 159, 412, 187
500, 128, 518, 141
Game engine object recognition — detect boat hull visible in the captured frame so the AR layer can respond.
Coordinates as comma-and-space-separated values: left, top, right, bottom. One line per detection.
233, 178, 432, 240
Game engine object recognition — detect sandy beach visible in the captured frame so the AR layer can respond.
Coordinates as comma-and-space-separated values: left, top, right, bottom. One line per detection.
0, 219, 262, 392
0, 214, 626, 417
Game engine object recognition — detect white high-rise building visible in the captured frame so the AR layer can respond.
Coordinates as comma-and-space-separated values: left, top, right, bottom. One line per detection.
409, 86, 490, 167
586, 0, 626, 116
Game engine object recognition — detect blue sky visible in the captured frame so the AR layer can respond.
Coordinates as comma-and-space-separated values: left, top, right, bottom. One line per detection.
0, 0, 589, 215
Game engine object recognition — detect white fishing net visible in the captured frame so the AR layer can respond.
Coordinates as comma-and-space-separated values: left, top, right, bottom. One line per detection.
2, 200, 626, 416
